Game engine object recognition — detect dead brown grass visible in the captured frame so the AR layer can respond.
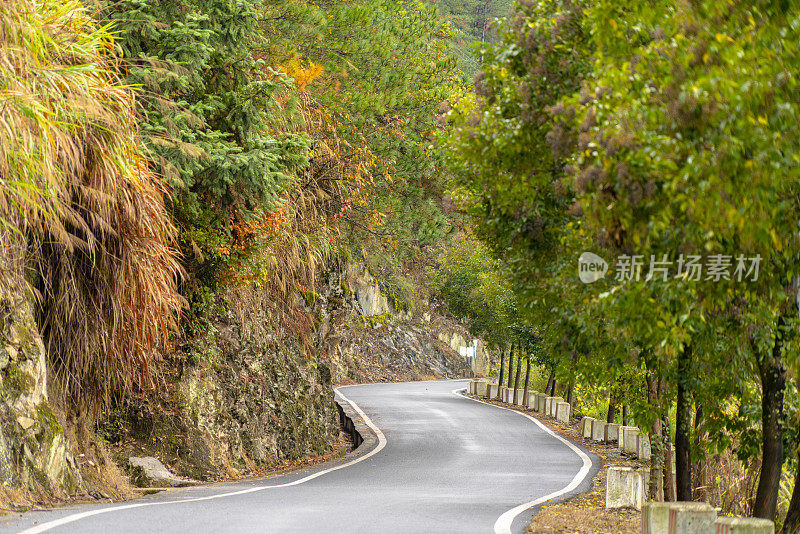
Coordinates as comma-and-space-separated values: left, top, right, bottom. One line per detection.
1, 0, 183, 413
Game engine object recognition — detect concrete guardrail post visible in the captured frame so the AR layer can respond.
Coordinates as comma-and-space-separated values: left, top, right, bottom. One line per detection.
642, 501, 774, 534
591, 419, 607, 441
581, 417, 596, 439
546, 397, 563, 417
544, 397, 554, 415
605, 422, 621, 443
476, 381, 489, 397
669, 502, 717, 534
606, 466, 645, 510
641, 502, 671, 534
535, 393, 547, 412
526, 391, 539, 410
637, 434, 652, 460
621, 426, 640, 454
714, 517, 775, 534
514, 388, 525, 406
555, 402, 571, 423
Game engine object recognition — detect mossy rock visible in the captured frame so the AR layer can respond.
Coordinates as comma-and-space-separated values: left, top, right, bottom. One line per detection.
2, 363, 34, 396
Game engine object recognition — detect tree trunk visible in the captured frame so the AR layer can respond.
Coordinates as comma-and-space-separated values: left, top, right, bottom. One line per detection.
512, 345, 522, 404
545, 367, 555, 396
496, 346, 505, 401
675, 343, 693, 501
522, 355, 531, 406
507, 344, 515, 390
622, 405, 628, 426
753, 320, 786, 520
646, 370, 665, 501
566, 353, 577, 406
692, 405, 705, 502
607, 391, 617, 424
781, 450, 800, 534
663, 412, 675, 502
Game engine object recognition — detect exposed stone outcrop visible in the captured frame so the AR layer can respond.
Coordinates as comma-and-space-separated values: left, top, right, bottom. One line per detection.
0, 275, 82, 499
126, 457, 195, 488
316, 261, 476, 383
103, 286, 341, 482
348, 264, 390, 317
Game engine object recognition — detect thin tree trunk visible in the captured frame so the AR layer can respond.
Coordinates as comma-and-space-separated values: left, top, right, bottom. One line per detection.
622, 405, 628, 426
512, 345, 522, 404
646, 370, 665, 501
544, 366, 555, 396
664, 412, 676, 502
507, 343, 515, 390
496, 345, 505, 401
753, 320, 786, 520
607, 391, 617, 424
566, 353, 577, 406
781, 450, 800, 534
522, 355, 531, 406
675, 343, 693, 501
692, 405, 705, 502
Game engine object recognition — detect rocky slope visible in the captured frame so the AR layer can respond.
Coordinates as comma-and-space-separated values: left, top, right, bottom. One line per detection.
0, 272, 83, 506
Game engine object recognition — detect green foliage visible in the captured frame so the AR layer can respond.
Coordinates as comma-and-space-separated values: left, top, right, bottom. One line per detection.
444, 0, 800, 501
299, 0, 462, 307
433, 234, 521, 348
426, 0, 512, 76
96, 0, 312, 276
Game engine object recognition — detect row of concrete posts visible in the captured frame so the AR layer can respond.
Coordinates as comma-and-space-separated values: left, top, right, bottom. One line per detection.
580, 416, 652, 460
467, 379, 571, 422
467, 379, 775, 533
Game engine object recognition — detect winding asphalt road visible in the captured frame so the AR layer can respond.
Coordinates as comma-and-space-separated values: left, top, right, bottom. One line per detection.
1, 379, 598, 534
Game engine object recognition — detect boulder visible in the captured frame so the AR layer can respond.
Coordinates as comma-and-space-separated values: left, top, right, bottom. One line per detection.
127, 456, 196, 488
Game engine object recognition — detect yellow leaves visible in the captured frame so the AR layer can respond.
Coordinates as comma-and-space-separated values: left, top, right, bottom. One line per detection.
281, 58, 324, 92
770, 228, 783, 251
757, 116, 768, 126
609, 19, 617, 30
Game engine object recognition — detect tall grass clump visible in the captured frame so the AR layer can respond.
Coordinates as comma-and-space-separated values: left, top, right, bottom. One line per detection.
0, 0, 183, 412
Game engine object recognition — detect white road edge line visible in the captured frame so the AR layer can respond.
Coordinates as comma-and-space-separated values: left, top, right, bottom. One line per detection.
17, 386, 386, 534
451, 387, 593, 534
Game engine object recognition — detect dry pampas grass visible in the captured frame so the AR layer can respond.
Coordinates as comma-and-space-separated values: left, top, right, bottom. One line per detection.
0, 0, 184, 413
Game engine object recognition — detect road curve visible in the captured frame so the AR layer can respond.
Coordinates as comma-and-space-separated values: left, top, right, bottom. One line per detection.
1, 380, 599, 534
